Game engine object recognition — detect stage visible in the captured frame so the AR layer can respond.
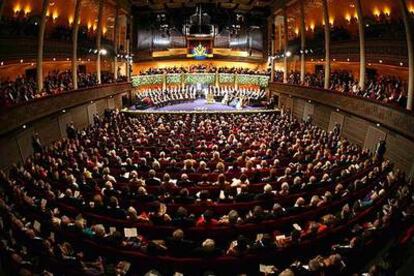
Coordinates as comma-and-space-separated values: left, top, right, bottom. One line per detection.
128, 99, 266, 112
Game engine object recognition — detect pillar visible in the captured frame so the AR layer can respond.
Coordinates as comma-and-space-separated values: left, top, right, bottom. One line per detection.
355, 0, 366, 90
270, 58, 275, 82
215, 70, 219, 87
300, 0, 306, 83
322, 0, 331, 89
270, 15, 275, 82
399, 0, 414, 110
283, 8, 288, 83
181, 73, 185, 89
162, 72, 167, 90
72, 0, 82, 90
96, 0, 104, 84
36, 0, 50, 93
278, 24, 283, 51
127, 15, 133, 82
113, 3, 120, 80
235, 73, 238, 89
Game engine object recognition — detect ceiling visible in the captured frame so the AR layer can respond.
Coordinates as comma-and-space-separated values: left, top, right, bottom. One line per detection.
131, 0, 279, 13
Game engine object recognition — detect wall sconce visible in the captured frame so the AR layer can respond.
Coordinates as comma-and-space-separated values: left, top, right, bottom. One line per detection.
383, 7, 391, 17
24, 5, 31, 16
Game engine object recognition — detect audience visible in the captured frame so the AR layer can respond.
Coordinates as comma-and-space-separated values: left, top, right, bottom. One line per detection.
0, 70, 127, 107
0, 109, 412, 275
274, 70, 408, 108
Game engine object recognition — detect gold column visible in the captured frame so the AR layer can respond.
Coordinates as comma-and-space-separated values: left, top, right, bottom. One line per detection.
300, 0, 306, 83
399, 0, 414, 110
113, 3, 120, 80
355, 0, 366, 90
322, 0, 331, 89
36, 0, 50, 93
72, 0, 82, 90
96, 0, 104, 84
283, 8, 288, 83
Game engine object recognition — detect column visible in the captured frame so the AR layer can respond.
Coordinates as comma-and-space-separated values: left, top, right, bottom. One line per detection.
127, 15, 133, 82
322, 0, 331, 89
72, 0, 82, 90
181, 73, 185, 89
215, 70, 219, 87
270, 15, 275, 82
113, 4, 120, 80
278, 24, 282, 51
36, 0, 50, 93
96, 0, 104, 84
283, 8, 288, 83
399, 0, 414, 110
162, 72, 167, 90
355, 0, 366, 90
235, 73, 238, 89
300, 0, 306, 83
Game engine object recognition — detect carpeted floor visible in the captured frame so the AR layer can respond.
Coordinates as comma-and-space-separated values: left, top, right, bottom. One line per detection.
130, 99, 263, 112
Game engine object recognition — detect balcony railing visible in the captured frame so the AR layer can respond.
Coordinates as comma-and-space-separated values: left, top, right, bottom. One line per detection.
0, 82, 131, 136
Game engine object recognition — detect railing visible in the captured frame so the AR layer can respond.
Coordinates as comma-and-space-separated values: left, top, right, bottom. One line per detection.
0, 82, 132, 136
132, 73, 270, 88
269, 82, 414, 140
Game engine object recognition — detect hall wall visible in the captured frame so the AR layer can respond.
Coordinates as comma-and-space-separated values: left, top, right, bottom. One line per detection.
278, 94, 414, 177
0, 89, 128, 170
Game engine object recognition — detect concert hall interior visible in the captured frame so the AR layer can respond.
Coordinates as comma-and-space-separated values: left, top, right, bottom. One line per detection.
0, 0, 414, 275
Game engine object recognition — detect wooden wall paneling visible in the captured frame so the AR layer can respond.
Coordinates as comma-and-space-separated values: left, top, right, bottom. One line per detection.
16, 128, 34, 162
95, 99, 108, 115
58, 113, 73, 139
114, 94, 123, 109
0, 83, 131, 136
303, 102, 314, 121
0, 136, 21, 169
313, 104, 331, 130
269, 83, 414, 140
328, 112, 345, 133
342, 115, 370, 146
108, 97, 115, 109
87, 103, 97, 125
34, 116, 61, 145
385, 132, 414, 174
71, 105, 89, 129
293, 98, 305, 120
279, 94, 294, 114
363, 126, 387, 153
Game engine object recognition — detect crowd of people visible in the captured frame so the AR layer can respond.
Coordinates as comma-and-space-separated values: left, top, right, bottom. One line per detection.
0, 110, 412, 275
0, 70, 127, 107
274, 70, 408, 108
139, 65, 269, 76
135, 85, 266, 109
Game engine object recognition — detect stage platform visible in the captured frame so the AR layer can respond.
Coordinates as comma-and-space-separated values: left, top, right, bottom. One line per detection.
127, 99, 269, 113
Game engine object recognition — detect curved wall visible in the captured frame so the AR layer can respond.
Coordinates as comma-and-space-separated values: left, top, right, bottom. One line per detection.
0, 83, 132, 169
270, 83, 414, 177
